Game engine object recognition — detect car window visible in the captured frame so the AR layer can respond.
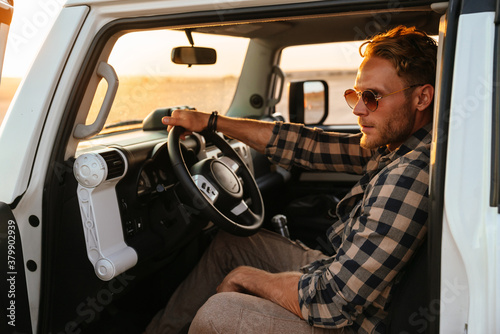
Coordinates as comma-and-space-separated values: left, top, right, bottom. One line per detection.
275, 41, 363, 125
84, 29, 249, 135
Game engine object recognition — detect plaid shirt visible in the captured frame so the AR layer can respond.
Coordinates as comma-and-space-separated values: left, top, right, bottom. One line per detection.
265, 122, 432, 334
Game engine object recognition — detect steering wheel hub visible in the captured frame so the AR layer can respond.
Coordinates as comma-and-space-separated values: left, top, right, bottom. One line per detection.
211, 160, 242, 196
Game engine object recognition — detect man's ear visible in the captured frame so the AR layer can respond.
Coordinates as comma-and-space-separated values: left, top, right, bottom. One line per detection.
415, 84, 434, 111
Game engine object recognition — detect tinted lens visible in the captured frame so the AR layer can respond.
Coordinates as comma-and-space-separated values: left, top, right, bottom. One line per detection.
361, 91, 377, 111
344, 89, 358, 109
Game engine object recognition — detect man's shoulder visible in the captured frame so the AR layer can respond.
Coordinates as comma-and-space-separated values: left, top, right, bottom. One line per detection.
399, 142, 431, 168
369, 147, 430, 196
392, 124, 432, 170
374, 142, 431, 182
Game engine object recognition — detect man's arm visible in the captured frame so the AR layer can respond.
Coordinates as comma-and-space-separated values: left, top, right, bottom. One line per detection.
163, 109, 373, 173
216, 266, 303, 318
162, 109, 275, 154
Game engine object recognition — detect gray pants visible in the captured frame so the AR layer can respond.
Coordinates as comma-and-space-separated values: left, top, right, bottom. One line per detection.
145, 229, 348, 334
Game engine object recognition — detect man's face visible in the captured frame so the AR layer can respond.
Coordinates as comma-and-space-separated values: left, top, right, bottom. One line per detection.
353, 56, 417, 151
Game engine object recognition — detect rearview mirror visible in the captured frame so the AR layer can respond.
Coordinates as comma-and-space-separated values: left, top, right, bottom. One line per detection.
289, 80, 329, 125
171, 47, 217, 65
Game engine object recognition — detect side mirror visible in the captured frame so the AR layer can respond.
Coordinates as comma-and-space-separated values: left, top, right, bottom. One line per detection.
288, 80, 328, 125
171, 47, 217, 65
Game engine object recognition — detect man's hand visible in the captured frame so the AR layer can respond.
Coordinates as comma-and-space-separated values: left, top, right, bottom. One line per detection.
217, 266, 255, 294
161, 109, 276, 154
217, 266, 304, 319
162, 109, 211, 139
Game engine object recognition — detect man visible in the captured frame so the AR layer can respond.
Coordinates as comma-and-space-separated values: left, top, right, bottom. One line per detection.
145, 25, 436, 334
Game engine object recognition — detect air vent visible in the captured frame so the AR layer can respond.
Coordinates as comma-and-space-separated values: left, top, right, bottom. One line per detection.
99, 150, 126, 180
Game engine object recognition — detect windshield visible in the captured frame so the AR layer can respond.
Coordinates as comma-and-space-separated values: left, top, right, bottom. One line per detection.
85, 29, 249, 135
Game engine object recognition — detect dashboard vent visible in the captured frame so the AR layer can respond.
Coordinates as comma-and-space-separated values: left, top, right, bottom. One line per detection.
99, 150, 126, 180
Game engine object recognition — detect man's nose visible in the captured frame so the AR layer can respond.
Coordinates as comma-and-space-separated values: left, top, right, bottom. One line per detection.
352, 99, 369, 117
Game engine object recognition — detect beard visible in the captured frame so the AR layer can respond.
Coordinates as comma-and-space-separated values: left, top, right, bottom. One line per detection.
359, 103, 415, 150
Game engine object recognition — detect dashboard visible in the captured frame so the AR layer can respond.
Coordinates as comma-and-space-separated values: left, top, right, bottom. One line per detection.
73, 129, 255, 280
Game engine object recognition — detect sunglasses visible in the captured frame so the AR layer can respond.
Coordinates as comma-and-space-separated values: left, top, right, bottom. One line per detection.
344, 84, 422, 112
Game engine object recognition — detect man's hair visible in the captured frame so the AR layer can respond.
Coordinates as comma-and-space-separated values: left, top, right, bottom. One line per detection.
359, 26, 438, 88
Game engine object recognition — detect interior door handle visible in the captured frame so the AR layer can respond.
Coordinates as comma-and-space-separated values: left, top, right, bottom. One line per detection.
73, 61, 119, 139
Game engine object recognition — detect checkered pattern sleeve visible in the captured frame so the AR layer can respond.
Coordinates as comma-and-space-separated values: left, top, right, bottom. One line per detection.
265, 122, 373, 174
297, 153, 429, 332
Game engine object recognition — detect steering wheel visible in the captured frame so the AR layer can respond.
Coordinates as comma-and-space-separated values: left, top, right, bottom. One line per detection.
168, 126, 264, 236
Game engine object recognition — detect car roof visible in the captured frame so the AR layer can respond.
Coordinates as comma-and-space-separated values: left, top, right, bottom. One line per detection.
63, 0, 441, 49
189, 7, 440, 47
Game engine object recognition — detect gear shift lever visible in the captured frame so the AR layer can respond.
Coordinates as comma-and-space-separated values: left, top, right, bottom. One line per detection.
271, 214, 290, 239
